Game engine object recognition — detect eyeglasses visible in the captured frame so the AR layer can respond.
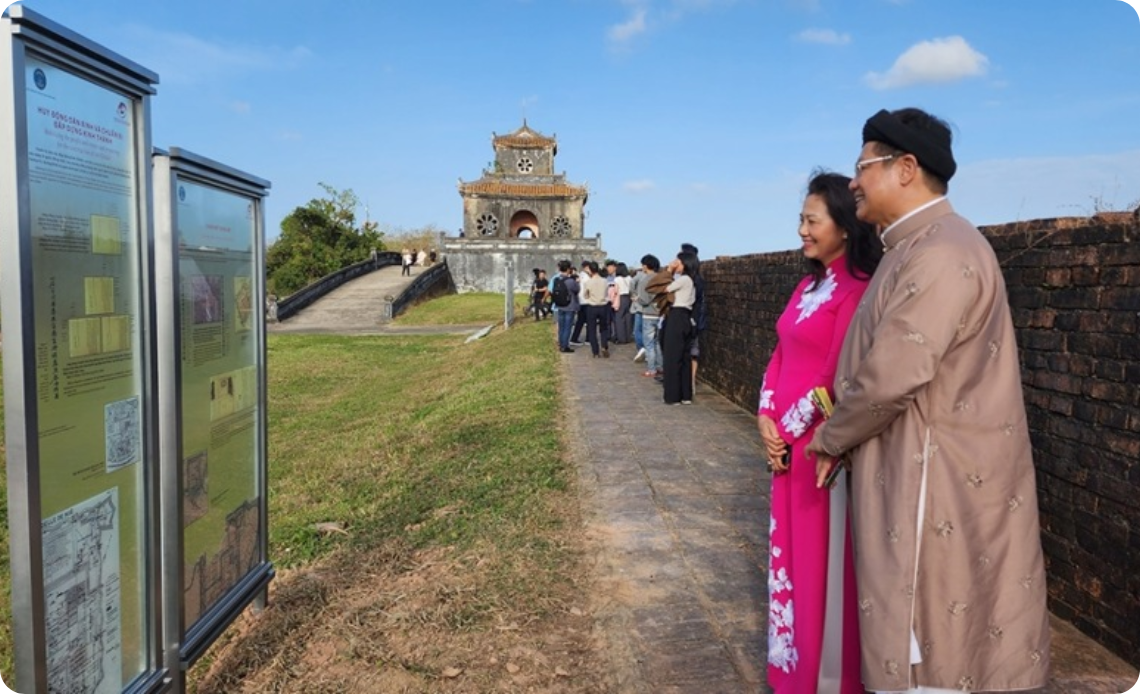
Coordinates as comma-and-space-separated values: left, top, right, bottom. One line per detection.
854, 154, 896, 178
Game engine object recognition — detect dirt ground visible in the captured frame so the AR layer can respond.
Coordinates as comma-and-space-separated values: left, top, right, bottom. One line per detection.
189, 523, 625, 694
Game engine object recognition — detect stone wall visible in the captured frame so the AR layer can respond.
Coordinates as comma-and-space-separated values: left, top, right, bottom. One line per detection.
699, 213, 1140, 667
440, 236, 607, 294
389, 261, 455, 320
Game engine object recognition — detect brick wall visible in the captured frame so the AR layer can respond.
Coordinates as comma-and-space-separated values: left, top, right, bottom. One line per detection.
699, 213, 1140, 667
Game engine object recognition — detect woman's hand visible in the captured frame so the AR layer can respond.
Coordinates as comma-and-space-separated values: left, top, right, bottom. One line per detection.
757, 415, 789, 473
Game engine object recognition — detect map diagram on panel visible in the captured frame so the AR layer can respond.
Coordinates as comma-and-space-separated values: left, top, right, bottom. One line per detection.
183, 499, 261, 627
42, 488, 122, 694
104, 395, 140, 471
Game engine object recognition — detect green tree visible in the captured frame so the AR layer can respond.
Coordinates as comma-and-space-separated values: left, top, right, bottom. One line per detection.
267, 183, 385, 296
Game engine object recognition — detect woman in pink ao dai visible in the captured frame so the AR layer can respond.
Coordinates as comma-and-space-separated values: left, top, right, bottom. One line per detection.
758, 172, 883, 694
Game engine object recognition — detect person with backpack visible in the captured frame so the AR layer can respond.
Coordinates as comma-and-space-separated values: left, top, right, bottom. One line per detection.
552, 260, 579, 353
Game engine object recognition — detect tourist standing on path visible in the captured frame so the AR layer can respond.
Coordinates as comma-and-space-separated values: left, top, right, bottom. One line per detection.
553, 260, 580, 353
758, 171, 882, 694
806, 108, 1051, 694
612, 262, 633, 344
570, 261, 591, 345
660, 252, 697, 404
629, 265, 647, 363
680, 243, 708, 398
581, 260, 611, 358
401, 248, 413, 276
634, 254, 663, 377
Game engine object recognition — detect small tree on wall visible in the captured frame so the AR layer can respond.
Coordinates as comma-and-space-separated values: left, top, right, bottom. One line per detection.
267, 183, 385, 296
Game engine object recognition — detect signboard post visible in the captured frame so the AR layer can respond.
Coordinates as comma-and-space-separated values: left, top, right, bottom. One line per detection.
504, 260, 516, 327
1, 6, 166, 693
153, 148, 272, 692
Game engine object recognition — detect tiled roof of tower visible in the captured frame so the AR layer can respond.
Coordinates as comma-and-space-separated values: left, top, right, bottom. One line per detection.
492, 120, 557, 152
459, 180, 587, 198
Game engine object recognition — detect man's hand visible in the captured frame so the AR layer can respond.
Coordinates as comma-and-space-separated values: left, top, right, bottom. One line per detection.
805, 435, 838, 488
757, 415, 788, 473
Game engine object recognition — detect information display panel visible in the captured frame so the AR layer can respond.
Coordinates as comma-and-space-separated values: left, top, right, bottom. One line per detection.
1, 7, 164, 693
27, 53, 148, 694
153, 148, 272, 678
176, 179, 266, 630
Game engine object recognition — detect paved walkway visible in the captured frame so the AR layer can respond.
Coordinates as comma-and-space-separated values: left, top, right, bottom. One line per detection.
269, 264, 429, 334
564, 340, 1138, 694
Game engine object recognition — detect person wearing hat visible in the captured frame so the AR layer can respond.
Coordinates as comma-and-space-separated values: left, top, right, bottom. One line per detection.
806, 108, 1050, 694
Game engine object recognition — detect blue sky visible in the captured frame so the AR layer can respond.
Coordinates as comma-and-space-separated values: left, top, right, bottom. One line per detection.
9, 0, 1140, 265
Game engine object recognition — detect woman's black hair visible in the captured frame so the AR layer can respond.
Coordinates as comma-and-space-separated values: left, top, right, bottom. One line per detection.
803, 169, 883, 291
640, 254, 661, 272
676, 251, 699, 278
615, 262, 629, 277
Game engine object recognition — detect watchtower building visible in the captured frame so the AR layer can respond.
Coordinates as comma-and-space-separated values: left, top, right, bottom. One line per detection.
442, 121, 605, 293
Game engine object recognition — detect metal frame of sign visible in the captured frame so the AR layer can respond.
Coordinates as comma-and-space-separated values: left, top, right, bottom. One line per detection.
152, 147, 273, 691
1, 6, 167, 694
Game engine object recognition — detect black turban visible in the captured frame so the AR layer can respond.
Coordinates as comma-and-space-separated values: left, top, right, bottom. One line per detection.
862, 109, 956, 182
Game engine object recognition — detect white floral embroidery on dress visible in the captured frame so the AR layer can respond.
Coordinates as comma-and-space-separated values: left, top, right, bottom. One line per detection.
795, 268, 838, 324
759, 377, 774, 411
768, 514, 799, 672
780, 393, 816, 439
768, 598, 799, 672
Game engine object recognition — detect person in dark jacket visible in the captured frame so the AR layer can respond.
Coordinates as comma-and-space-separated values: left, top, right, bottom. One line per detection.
553, 260, 580, 353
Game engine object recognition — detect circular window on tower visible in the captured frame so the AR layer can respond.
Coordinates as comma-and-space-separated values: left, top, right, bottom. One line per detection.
551, 216, 572, 238
516, 156, 534, 173
476, 213, 499, 236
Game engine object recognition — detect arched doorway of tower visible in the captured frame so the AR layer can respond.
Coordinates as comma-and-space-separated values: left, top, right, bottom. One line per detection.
510, 210, 540, 238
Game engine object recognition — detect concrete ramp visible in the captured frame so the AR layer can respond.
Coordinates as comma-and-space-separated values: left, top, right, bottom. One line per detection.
271, 264, 419, 333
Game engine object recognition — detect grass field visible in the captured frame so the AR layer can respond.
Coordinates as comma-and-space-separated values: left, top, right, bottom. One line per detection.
2, 296, 591, 691
390, 291, 512, 326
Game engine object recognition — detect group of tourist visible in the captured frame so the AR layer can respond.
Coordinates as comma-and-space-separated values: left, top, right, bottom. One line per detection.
539, 107, 1050, 694
400, 247, 437, 276
540, 243, 709, 406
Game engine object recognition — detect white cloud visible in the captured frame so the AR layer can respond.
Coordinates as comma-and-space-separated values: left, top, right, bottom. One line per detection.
230, 100, 252, 114
608, 6, 649, 45
864, 36, 989, 90
623, 179, 656, 192
608, 0, 740, 47
795, 28, 851, 45
122, 24, 312, 85
277, 129, 303, 142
